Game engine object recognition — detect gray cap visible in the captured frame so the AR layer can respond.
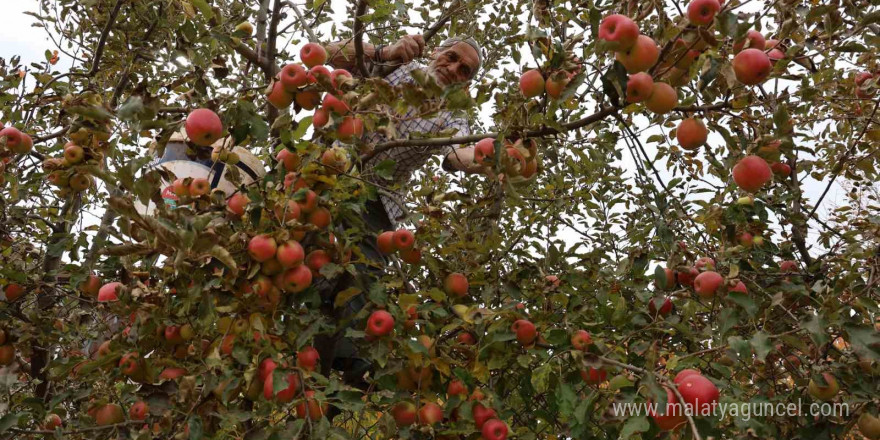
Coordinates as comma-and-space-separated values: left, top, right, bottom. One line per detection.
437, 36, 484, 78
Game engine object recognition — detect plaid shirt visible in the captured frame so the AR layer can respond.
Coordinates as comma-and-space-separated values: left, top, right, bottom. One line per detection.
359, 61, 471, 224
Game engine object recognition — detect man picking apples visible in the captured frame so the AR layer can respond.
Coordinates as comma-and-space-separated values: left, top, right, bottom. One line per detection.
314, 34, 487, 388
324, 34, 487, 226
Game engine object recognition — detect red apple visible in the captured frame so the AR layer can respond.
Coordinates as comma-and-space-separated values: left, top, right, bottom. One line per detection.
377, 231, 396, 254
732, 49, 772, 85
693, 271, 723, 299
444, 272, 469, 297
337, 116, 364, 142
447, 379, 467, 397
482, 418, 509, 440
297, 346, 320, 371
264, 373, 301, 403
129, 401, 148, 421
780, 260, 798, 273
366, 310, 394, 337
733, 30, 766, 53
474, 138, 495, 165
511, 319, 537, 345
185, 108, 223, 146
673, 369, 702, 384
322, 93, 350, 115
307, 207, 332, 229
519, 69, 545, 98
296, 189, 318, 213
571, 330, 592, 350
808, 372, 839, 401
276, 148, 301, 172
3, 283, 25, 302
248, 235, 278, 262
616, 35, 660, 74
313, 108, 330, 128
98, 282, 122, 302
626, 72, 654, 103
280, 63, 309, 91
580, 367, 608, 384
730, 280, 747, 294
43, 414, 63, 430
79, 274, 102, 296
695, 257, 715, 271
678, 374, 720, 415
274, 265, 312, 294
771, 162, 791, 177
597, 14, 639, 51
309, 65, 331, 83
677, 267, 699, 287
331, 69, 354, 90
645, 82, 678, 114
300, 43, 328, 68
400, 247, 422, 265
392, 229, 415, 250
227, 192, 249, 216
392, 402, 417, 427
68, 173, 92, 192
545, 72, 570, 99
94, 403, 124, 426
417, 402, 443, 425
677, 118, 708, 150
276, 241, 305, 268
267, 80, 295, 109
63, 143, 85, 164
733, 155, 772, 193
294, 90, 321, 110
649, 296, 673, 316
472, 403, 497, 429
687, 0, 720, 26
649, 388, 686, 431
118, 352, 141, 376
189, 177, 210, 196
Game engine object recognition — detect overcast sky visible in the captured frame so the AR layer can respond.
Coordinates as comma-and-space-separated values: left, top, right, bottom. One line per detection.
0, 0, 851, 264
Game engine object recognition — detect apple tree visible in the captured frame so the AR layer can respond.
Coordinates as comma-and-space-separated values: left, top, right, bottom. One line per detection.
0, 0, 877, 439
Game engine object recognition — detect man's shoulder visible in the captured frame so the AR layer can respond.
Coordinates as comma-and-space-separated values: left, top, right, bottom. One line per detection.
385, 61, 426, 84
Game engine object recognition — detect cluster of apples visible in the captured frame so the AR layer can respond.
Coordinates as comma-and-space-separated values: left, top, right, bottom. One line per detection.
0, 124, 33, 184
570, 330, 610, 385
649, 368, 720, 431
518, 62, 581, 100
391, 387, 509, 440
731, 30, 782, 86
855, 71, 877, 99
377, 228, 421, 264
0, 327, 13, 368
41, 139, 96, 196
596, 15, 680, 114
655, 256, 747, 301
267, 43, 364, 143
732, 140, 793, 194
473, 137, 540, 181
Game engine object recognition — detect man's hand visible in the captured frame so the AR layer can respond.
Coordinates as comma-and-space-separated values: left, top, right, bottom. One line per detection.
381, 35, 425, 64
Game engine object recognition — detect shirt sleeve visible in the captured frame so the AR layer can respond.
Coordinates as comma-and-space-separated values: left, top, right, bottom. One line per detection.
440, 115, 471, 172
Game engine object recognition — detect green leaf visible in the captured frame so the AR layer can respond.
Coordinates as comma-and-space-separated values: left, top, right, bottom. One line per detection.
844, 324, 880, 361
620, 415, 650, 438
802, 314, 830, 347
530, 363, 552, 393
750, 331, 773, 361
372, 159, 397, 181
190, 0, 214, 19
0, 413, 20, 433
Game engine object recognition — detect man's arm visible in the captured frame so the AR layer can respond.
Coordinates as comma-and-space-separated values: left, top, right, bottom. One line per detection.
444, 145, 486, 174
325, 35, 425, 74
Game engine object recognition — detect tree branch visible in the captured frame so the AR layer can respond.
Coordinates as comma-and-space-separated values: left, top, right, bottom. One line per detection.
807, 95, 879, 219
361, 106, 618, 163
88, 0, 125, 77
353, 0, 369, 76
283, 1, 317, 41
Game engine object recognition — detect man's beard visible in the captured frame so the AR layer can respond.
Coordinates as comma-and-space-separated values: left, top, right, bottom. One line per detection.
426, 64, 450, 86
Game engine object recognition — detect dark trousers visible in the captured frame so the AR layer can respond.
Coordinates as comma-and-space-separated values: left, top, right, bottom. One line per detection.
315, 198, 392, 389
